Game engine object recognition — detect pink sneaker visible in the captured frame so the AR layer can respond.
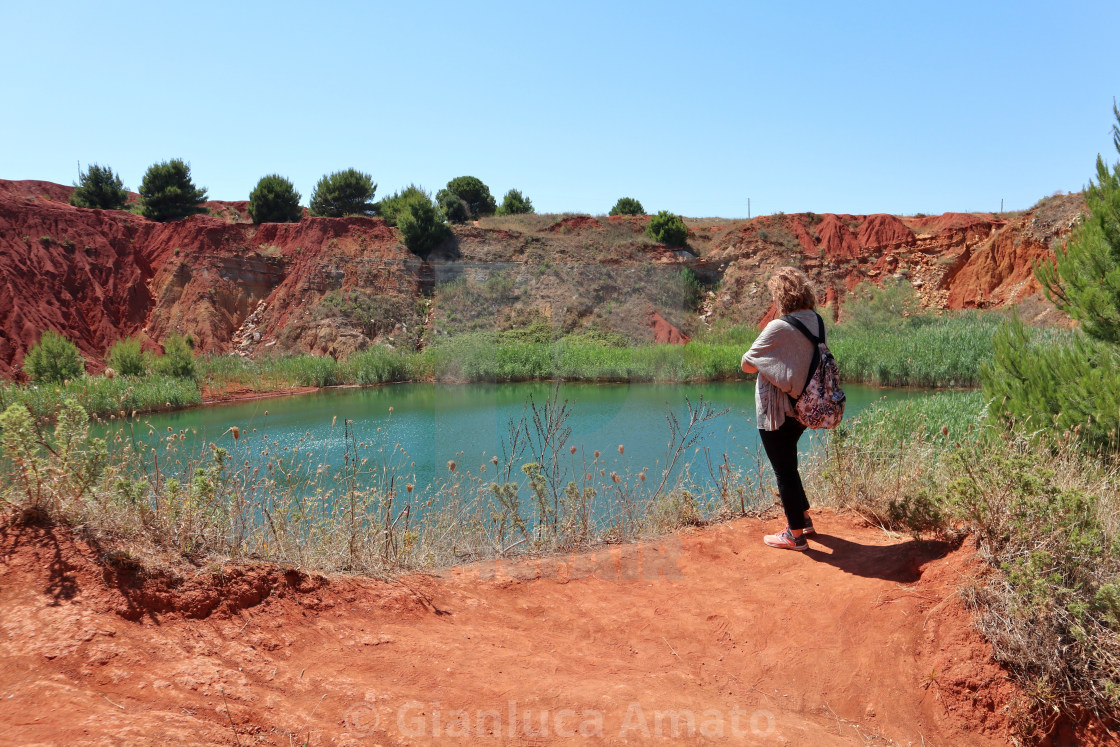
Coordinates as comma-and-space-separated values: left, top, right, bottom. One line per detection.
764, 527, 808, 551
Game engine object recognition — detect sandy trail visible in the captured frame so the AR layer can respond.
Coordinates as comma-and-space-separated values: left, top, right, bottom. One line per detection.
0, 511, 1017, 745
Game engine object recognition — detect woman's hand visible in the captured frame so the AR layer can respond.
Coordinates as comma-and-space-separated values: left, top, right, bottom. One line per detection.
741, 358, 758, 374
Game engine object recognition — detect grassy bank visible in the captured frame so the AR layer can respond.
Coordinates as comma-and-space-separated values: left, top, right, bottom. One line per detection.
0, 374, 201, 423
200, 310, 1072, 389
2, 310, 1072, 422
829, 311, 1074, 388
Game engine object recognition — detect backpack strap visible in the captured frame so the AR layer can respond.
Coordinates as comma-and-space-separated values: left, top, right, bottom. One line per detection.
781, 312, 825, 345
780, 312, 825, 401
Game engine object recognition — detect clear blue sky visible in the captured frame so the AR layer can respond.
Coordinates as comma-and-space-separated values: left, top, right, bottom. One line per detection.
2, 1, 1118, 217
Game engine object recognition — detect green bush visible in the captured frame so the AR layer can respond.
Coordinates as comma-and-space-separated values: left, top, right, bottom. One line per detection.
154, 333, 196, 378
646, 210, 689, 247
0, 399, 107, 516
437, 176, 496, 220
680, 268, 704, 310
841, 280, 925, 331
106, 337, 147, 377
497, 189, 534, 215
70, 163, 128, 210
138, 159, 208, 221
309, 169, 377, 217
437, 190, 470, 223
377, 184, 432, 227
313, 290, 421, 343
23, 331, 84, 383
609, 197, 645, 216
399, 195, 451, 257
248, 174, 302, 223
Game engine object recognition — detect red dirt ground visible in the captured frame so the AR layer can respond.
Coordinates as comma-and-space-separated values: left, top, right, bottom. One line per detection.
5, 510, 1103, 746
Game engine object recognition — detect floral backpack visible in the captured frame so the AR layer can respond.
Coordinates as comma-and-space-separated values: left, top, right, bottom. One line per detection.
782, 313, 846, 429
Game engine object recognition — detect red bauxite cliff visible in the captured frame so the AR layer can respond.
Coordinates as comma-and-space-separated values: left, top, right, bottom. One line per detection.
0, 179, 1084, 377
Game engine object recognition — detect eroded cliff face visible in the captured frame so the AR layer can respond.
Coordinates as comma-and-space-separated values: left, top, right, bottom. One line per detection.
0, 179, 1084, 378
0, 181, 419, 376
698, 195, 1084, 328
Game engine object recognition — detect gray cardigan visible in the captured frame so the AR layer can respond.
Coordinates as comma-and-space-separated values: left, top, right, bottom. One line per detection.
741, 310, 822, 430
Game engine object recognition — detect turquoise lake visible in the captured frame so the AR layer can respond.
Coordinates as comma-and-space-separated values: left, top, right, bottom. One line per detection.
114, 382, 920, 501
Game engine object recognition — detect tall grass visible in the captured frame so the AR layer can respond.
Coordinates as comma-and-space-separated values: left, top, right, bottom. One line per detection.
0, 375, 201, 422
422, 333, 745, 383
831, 311, 1075, 388
0, 310, 1074, 427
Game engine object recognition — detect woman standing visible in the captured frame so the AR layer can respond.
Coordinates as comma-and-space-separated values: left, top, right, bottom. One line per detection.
740, 267, 823, 551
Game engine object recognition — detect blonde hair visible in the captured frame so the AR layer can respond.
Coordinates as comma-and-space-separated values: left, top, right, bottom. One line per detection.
767, 267, 817, 316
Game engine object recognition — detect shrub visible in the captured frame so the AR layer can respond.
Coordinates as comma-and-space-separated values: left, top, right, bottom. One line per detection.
69, 163, 128, 210
138, 159, 208, 221
105, 337, 147, 377
309, 169, 377, 217
437, 190, 470, 223
0, 399, 106, 516
610, 197, 645, 216
680, 268, 704, 309
23, 330, 84, 383
497, 189, 534, 215
841, 280, 925, 331
154, 333, 196, 378
398, 193, 451, 257
313, 290, 420, 341
437, 176, 496, 220
377, 184, 432, 227
248, 174, 302, 223
646, 210, 689, 247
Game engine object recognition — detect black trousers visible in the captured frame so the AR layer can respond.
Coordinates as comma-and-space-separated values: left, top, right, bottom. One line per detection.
758, 418, 809, 531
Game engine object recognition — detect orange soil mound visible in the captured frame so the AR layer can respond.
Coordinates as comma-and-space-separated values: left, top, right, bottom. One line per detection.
6, 511, 1099, 745
815, 215, 862, 261
857, 213, 916, 252
648, 309, 690, 344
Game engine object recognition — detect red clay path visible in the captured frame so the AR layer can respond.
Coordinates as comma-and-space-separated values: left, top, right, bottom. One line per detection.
0, 511, 1033, 745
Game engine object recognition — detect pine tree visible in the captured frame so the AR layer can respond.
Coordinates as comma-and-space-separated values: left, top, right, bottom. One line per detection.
983, 105, 1120, 448
248, 174, 302, 223
497, 188, 534, 215
1036, 103, 1120, 345
138, 159, 208, 222
70, 163, 129, 210
309, 169, 376, 218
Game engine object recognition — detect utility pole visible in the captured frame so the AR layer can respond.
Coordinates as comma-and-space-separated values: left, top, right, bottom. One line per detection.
748, 198, 751, 220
